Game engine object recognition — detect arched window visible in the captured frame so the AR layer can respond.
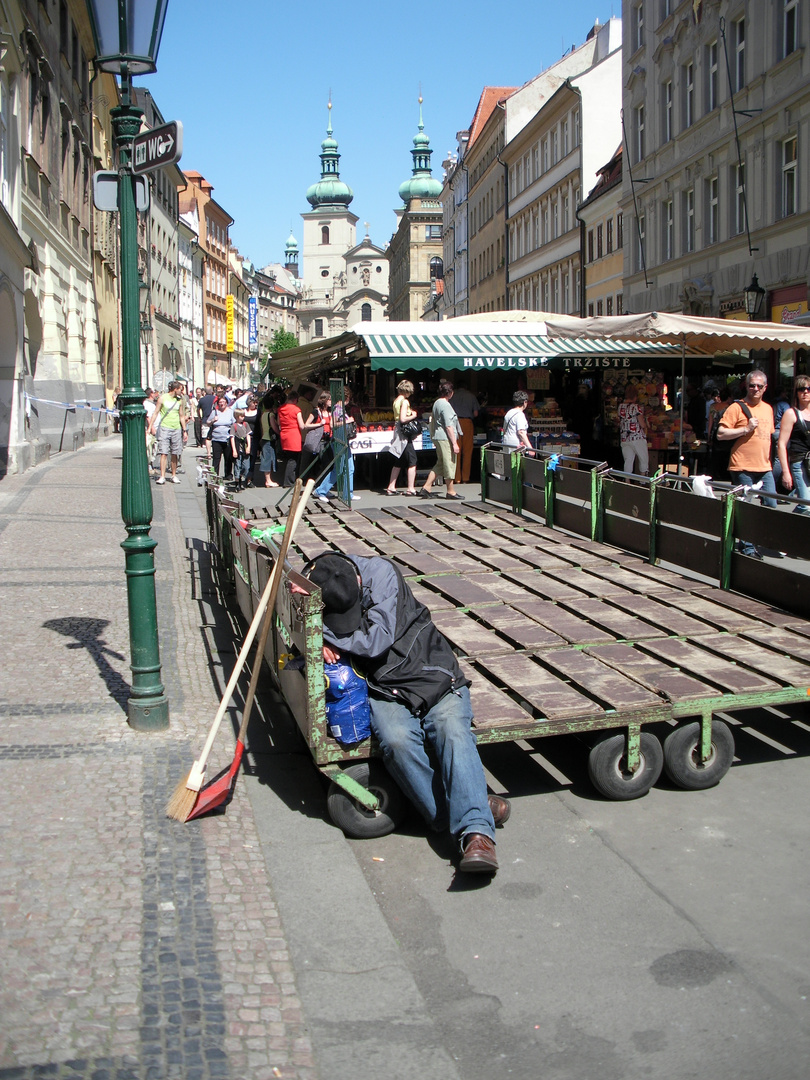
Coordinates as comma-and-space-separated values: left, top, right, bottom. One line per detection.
430, 256, 444, 280
361, 303, 372, 321
321, 225, 330, 245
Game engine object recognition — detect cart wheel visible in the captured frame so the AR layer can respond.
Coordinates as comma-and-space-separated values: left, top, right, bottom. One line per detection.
327, 762, 407, 839
587, 732, 663, 801
663, 720, 734, 791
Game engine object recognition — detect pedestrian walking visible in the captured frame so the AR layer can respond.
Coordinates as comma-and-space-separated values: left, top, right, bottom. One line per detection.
384, 380, 419, 496
419, 381, 464, 501
777, 375, 810, 514
147, 381, 188, 485
451, 379, 480, 484
206, 396, 235, 480
230, 410, 252, 490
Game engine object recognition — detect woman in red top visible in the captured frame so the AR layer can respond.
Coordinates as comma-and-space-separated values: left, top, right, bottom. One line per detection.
277, 389, 305, 487
300, 390, 333, 483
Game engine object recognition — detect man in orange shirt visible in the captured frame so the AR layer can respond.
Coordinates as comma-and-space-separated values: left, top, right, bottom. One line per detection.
717, 369, 777, 559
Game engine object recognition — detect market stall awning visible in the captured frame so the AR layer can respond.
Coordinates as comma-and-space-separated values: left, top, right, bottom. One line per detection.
263, 320, 701, 385
357, 323, 689, 372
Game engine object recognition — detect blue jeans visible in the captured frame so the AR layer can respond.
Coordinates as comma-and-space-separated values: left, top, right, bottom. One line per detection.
789, 459, 810, 512
730, 469, 777, 554
316, 449, 354, 498
234, 455, 251, 483
369, 686, 495, 842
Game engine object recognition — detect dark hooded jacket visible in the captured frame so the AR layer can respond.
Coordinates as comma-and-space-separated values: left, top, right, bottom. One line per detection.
321, 555, 469, 717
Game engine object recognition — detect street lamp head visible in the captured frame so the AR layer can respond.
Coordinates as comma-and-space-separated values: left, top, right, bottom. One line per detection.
86, 0, 170, 76
744, 273, 766, 321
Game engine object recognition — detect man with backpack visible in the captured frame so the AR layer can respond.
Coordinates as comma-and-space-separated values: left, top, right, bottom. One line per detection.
717, 369, 777, 559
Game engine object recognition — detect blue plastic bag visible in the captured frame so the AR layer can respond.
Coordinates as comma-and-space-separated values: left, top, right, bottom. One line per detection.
324, 662, 371, 744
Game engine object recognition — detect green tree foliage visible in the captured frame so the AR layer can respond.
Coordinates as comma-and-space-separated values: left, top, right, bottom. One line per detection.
267, 329, 299, 354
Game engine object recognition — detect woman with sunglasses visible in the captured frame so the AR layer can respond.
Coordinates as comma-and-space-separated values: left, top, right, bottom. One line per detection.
205, 396, 236, 480
777, 376, 810, 514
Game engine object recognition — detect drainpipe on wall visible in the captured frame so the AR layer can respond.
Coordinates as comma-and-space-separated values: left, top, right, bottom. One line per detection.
575, 207, 587, 317
496, 100, 510, 311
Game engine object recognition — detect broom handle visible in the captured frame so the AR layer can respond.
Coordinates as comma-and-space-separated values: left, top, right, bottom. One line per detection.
193, 480, 310, 771
236, 478, 313, 744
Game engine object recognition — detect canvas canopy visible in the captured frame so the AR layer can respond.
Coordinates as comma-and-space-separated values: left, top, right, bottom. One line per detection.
264, 320, 690, 384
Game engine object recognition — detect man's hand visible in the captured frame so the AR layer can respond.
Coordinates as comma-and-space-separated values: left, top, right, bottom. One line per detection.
323, 645, 340, 664
451, 443, 460, 455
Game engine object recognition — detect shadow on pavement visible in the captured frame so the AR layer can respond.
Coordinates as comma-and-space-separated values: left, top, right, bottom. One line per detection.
43, 616, 129, 711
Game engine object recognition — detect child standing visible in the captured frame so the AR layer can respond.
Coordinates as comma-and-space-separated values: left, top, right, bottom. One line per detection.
230, 409, 252, 490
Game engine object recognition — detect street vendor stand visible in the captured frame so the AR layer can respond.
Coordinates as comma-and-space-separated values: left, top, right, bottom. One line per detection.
264, 321, 689, 499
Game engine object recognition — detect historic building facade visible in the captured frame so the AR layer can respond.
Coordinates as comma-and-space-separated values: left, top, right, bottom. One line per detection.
503, 17, 623, 314
465, 88, 517, 316
181, 170, 234, 384
621, 0, 810, 359
14, 0, 104, 469
578, 145, 624, 317
387, 102, 443, 322
440, 130, 470, 319
297, 107, 388, 344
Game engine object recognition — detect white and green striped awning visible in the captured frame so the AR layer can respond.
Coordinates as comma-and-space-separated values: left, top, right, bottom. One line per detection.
264, 322, 696, 385
359, 324, 688, 372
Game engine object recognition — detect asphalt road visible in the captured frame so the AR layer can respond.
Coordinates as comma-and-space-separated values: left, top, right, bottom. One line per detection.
244, 698, 810, 1080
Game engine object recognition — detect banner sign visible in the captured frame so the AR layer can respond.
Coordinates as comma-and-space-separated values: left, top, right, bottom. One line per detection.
248, 297, 258, 353
226, 294, 234, 353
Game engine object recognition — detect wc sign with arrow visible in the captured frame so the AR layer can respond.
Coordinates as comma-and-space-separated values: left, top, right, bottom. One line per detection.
131, 120, 183, 175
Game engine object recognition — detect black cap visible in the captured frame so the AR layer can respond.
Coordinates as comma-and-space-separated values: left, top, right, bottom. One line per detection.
307, 554, 362, 636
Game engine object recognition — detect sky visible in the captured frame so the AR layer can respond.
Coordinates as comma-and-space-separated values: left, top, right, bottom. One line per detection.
145, 0, 619, 269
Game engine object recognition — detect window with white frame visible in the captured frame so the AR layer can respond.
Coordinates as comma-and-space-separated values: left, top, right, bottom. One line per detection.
663, 80, 673, 142
575, 269, 581, 310
707, 176, 719, 244
524, 151, 532, 186
552, 200, 559, 239
533, 145, 539, 181
684, 188, 695, 252
684, 62, 694, 128
707, 40, 718, 112
617, 212, 623, 247
574, 109, 581, 147
543, 205, 549, 244
784, 0, 798, 57
733, 162, 746, 234
551, 129, 558, 165
563, 194, 570, 233
606, 295, 614, 315
636, 103, 645, 163
542, 137, 549, 172
563, 272, 570, 312
533, 209, 540, 248
543, 278, 549, 310
782, 136, 797, 217
562, 120, 569, 157
607, 217, 614, 253
633, 2, 644, 52
551, 274, 559, 312
663, 198, 673, 260
733, 18, 745, 92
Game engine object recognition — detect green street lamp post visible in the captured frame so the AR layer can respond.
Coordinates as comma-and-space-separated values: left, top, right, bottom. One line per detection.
87, 0, 171, 730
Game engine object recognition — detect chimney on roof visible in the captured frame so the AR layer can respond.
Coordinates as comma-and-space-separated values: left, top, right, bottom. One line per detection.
587, 17, 600, 41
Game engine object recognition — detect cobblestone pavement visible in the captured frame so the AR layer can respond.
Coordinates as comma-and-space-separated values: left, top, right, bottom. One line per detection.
0, 440, 317, 1080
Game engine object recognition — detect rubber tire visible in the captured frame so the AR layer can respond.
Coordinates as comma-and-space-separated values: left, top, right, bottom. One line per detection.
326, 761, 407, 839
663, 720, 734, 791
587, 731, 663, 801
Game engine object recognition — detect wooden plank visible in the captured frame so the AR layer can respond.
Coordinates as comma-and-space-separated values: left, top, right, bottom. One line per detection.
394, 552, 456, 576
607, 594, 710, 637
689, 634, 810, 688
643, 637, 782, 693
569, 598, 668, 640
407, 582, 456, 610
584, 565, 679, 598
431, 610, 515, 657
585, 643, 724, 703
432, 552, 498, 576
516, 599, 617, 644
690, 585, 804, 628
503, 569, 590, 602
674, 594, 763, 633
422, 574, 504, 607
505, 549, 577, 572
540, 648, 669, 714
740, 625, 810, 663
478, 654, 606, 722
459, 663, 535, 729
542, 567, 631, 598
475, 607, 568, 649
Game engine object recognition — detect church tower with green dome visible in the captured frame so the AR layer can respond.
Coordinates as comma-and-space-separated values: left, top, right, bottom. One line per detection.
387, 95, 444, 322
298, 101, 389, 345
284, 231, 299, 278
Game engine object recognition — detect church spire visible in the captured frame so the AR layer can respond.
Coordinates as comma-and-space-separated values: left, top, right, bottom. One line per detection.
398, 92, 442, 205
306, 99, 354, 209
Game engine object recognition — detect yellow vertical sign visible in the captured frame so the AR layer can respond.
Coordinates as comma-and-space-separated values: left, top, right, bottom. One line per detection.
226, 294, 234, 353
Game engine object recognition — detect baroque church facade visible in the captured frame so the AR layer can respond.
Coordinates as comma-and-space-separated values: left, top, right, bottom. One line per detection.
296, 106, 389, 345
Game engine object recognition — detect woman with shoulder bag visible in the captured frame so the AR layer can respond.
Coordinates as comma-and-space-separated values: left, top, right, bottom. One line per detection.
256, 390, 280, 488
777, 375, 810, 514
384, 380, 419, 495
300, 390, 332, 481
316, 387, 362, 503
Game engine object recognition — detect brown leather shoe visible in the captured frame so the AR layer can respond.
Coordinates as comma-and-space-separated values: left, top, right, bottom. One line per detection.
459, 833, 499, 873
488, 794, 511, 827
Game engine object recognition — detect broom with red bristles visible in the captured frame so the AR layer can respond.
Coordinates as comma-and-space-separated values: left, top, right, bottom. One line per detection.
166, 478, 313, 822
